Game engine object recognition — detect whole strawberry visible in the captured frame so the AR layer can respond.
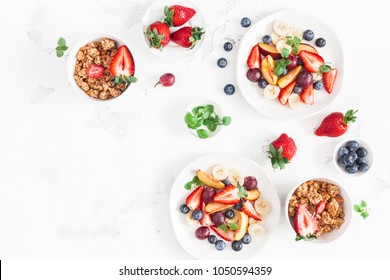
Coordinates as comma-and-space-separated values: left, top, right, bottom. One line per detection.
267, 133, 297, 170
170, 26, 205, 49
315, 110, 358, 137
146, 21, 170, 50
164, 5, 196, 27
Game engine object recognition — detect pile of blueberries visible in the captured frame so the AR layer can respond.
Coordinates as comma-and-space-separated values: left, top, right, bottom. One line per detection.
337, 140, 369, 174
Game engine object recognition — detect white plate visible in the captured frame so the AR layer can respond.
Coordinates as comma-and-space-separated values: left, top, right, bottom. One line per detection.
142, 0, 206, 61
236, 10, 344, 120
169, 154, 281, 259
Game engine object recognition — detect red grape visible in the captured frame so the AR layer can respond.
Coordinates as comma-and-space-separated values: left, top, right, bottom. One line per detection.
286, 54, 298, 71
243, 176, 258, 190
195, 226, 210, 240
202, 187, 216, 204
155, 73, 175, 87
246, 68, 261, 82
296, 71, 313, 88
212, 212, 226, 226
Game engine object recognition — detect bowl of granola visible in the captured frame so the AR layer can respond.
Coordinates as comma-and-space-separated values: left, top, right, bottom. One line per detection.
67, 34, 137, 101
285, 178, 352, 243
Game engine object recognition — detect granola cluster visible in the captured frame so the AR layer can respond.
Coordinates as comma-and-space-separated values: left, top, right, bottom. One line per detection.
288, 180, 345, 237
74, 38, 127, 100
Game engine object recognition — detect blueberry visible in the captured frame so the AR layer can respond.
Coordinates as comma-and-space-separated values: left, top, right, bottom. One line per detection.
233, 200, 243, 210
345, 164, 358, 174
338, 147, 349, 158
315, 37, 326, 47
241, 233, 252, 245
297, 57, 303, 66
293, 85, 302, 94
224, 84, 235, 95
358, 163, 369, 172
356, 147, 368, 158
303, 29, 315, 41
224, 42, 233, 52
222, 179, 231, 186
262, 35, 272, 44
313, 81, 323, 90
225, 209, 234, 219
346, 140, 359, 151
282, 68, 288, 76
343, 153, 355, 166
232, 240, 243, 251
217, 58, 228, 68
208, 235, 217, 244
241, 17, 251, 28
356, 157, 367, 166
215, 240, 226, 251
179, 204, 190, 214
258, 78, 268, 89
337, 157, 347, 167
192, 209, 203, 220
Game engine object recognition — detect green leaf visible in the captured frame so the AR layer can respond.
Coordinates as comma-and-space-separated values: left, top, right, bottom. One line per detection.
192, 118, 203, 129
361, 211, 369, 219
197, 129, 210, 139
57, 37, 66, 47
218, 224, 228, 233
295, 235, 304, 241
237, 182, 248, 199
60, 46, 69, 51
56, 50, 64, 57
228, 223, 238, 230
206, 121, 218, 132
193, 176, 203, 186
205, 104, 214, 114
222, 116, 231, 126
184, 182, 193, 190
281, 48, 290, 58
360, 200, 367, 208
192, 106, 204, 115
184, 112, 196, 126
353, 205, 362, 212
274, 64, 284, 76
126, 76, 138, 83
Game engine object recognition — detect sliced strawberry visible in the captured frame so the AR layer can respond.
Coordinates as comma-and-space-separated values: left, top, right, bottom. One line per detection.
242, 200, 262, 220
294, 204, 318, 240
299, 50, 324, 73
279, 81, 296, 105
247, 44, 261, 69
316, 201, 326, 214
300, 83, 314, 105
212, 185, 240, 205
210, 225, 235, 242
185, 186, 204, 210
110, 45, 135, 77
323, 68, 337, 94
200, 202, 213, 226
86, 64, 104, 79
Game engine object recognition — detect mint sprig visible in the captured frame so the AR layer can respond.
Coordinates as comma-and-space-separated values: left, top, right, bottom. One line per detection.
353, 200, 370, 219
286, 36, 301, 53
218, 223, 238, 233
237, 182, 248, 199
56, 37, 68, 57
113, 75, 138, 86
295, 234, 317, 242
184, 176, 203, 190
274, 48, 292, 76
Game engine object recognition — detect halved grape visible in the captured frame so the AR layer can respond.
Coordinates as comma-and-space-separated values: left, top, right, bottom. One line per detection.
212, 212, 226, 226
201, 187, 216, 204
246, 68, 261, 82
296, 71, 313, 88
243, 176, 258, 190
195, 226, 210, 240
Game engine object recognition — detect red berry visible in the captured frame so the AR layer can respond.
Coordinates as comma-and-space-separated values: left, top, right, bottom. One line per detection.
86, 64, 104, 79
155, 73, 175, 87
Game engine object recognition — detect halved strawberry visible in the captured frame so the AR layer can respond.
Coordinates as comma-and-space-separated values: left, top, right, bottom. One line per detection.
299, 50, 324, 73
300, 83, 314, 105
242, 200, 262, 220
212, 185, 240, 205
185, 186, 204, 210
247, 44, 261, 69
110, 45, 135, 77
279, 81, 296, 105
210, 225, 235, 242
316, 201, 326, 214
323, 68, 337, 94
200, 202, 213, 226
86, 64, 104, 79
294, 204, 318, 241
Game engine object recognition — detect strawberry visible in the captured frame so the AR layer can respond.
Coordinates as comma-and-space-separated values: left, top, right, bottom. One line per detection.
316, 201, 326, 214
279, 81, 296, 105
170, 26, 204, 49
299, 50, 324, 73
300, 83, 314, 105
267, 133, 297, 170
247, 44, 261, 69
86, 64, 104, 79
109, 45, 136, 85
315, 110, 358, 137
164, 5, 196, 27
242, 200, 262, 220
210, 225, 234, 242
323, 68, 337, 94
212, 185, 240, 205
294, 204, 318, 241
185, 186, 204, 210
200, 202, 213, 226
146, 21, 170, 50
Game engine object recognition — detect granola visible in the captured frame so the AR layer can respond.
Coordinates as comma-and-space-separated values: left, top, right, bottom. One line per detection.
73, 38, 127, 100
288, 180, 345, 237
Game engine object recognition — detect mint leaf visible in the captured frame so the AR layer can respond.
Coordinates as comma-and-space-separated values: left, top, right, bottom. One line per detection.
58, 37, 66, 46
353, 204, 362, 212
295, 235, 304, 241
360, 200, 367, 208
197, 129, 210, 139
237, 183, 248, 199
361, 211, 369, 219
184, 182, 193, 190
222, 116, 231, 126
218, 224, 228, 233
56, 50, 64, 57
228, 223, 238, 231
281, 48, 290, 58
205, 104, 214, 114
185, 112, 196, 126
193, 176, 203, 186
275, 64, 284, 76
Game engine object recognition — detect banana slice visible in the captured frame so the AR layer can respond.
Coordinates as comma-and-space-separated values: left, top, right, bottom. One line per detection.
273, 20, 289, 36
226, 210, 240, 224
186, 210, 200, 227
228, 169, 244, 186
288, 93, 303, 110
254, 198, 271, 216
288, 26, 303, 39
271, 32, 284, 45
263, 84, 280, 100
211, 164, 229, 180
312, 71, 323, 81
249, 217, 262, 225
275, 40, 292, 54
248, 223, 266, 237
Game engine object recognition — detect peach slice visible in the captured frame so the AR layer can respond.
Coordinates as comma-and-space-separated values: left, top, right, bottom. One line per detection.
258, 43, 281, 59
246, 190, 261, 201
197, 170, 225, 189
277, 65, 302, 88
205, 203, 234, 214
234, 212, 249, 241
293, 43, 318, 55
260, 55, 278, 86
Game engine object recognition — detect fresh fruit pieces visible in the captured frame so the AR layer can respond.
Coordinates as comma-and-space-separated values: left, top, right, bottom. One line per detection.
246, 68, 262, 82
185, 186, 204, 210
258, 78, 268, 89
275, 40, 292, 54
300, 83, 314, 105
288, 93, 303, 110
262, 35, 272, 44
288, 26, 303, 39
303, 29, 315, 41
164, 5, 196, 27
109, 45, 135, 80
315, 110, 358, 137
258, 43, 281, 60
86, 64, 104, 79
215, 240, 226, 250
224, 84, 235, 95
292, 43, 318, 55
242, 200, 262, 220
211, 212, 226, 226
299, 50, 324, 73
227, 169, 244, 186
145, 21, 170, 50
315, 37, 326, 48
267, 133, 297, 170
200, 202, 213, 226
286, 54, 298, 70
313, 81, 323, 90
277, 66, 302, 88
323, 68, 337, 94
192, 209, 203, 220
210, 225, 235, 242
254, 198, 271, 216
213, 185, 240, 204
279, 81, 296, 105
248, 222, 266, 237
234, 212, 249, 241
260, 55, 278, 85
197, 170, 225, 189
226, 210, 239, 224
205, 202, 234, 214
195, 226, 210, 240
179, 204, 190, 214
207, 235, 217, 244
273, 20, 289, 36
316, 201, 326, 214
217, 58, 228, 68
294, 204, 318, 240
271, 32, 283, 45
201, 187, 216, 204
263, 84, 280, 100
241, 233, 252, 244
155, 73, 175, 87
247, 44, 261, 69
211, 164, 229, 180
186, 210, 200, 226
241, 17, 251, 28
246, 190, 261, 201
170, 26, 205, 49
243, 176, 258, 190
296, 71, 313, 89
224, 209, 235, 219
232, 240, 243, 251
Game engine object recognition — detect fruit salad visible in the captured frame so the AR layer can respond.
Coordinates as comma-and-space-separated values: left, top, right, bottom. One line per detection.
179, 165, 271, 252
246, 20, 338, 109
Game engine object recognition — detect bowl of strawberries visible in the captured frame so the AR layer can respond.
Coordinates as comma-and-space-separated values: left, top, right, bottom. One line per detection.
142, 0, 206, 60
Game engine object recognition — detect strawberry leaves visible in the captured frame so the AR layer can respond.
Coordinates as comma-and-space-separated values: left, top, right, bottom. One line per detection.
237, 183, 248, 199
113, 75, 138, 86
267, 144, 289, 170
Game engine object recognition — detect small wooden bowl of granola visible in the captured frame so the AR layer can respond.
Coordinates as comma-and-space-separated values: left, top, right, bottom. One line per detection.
67, 34, 137, 101
285, 178, 352, 243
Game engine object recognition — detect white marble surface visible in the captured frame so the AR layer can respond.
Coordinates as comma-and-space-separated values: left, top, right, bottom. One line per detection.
1, 0, 390, 259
